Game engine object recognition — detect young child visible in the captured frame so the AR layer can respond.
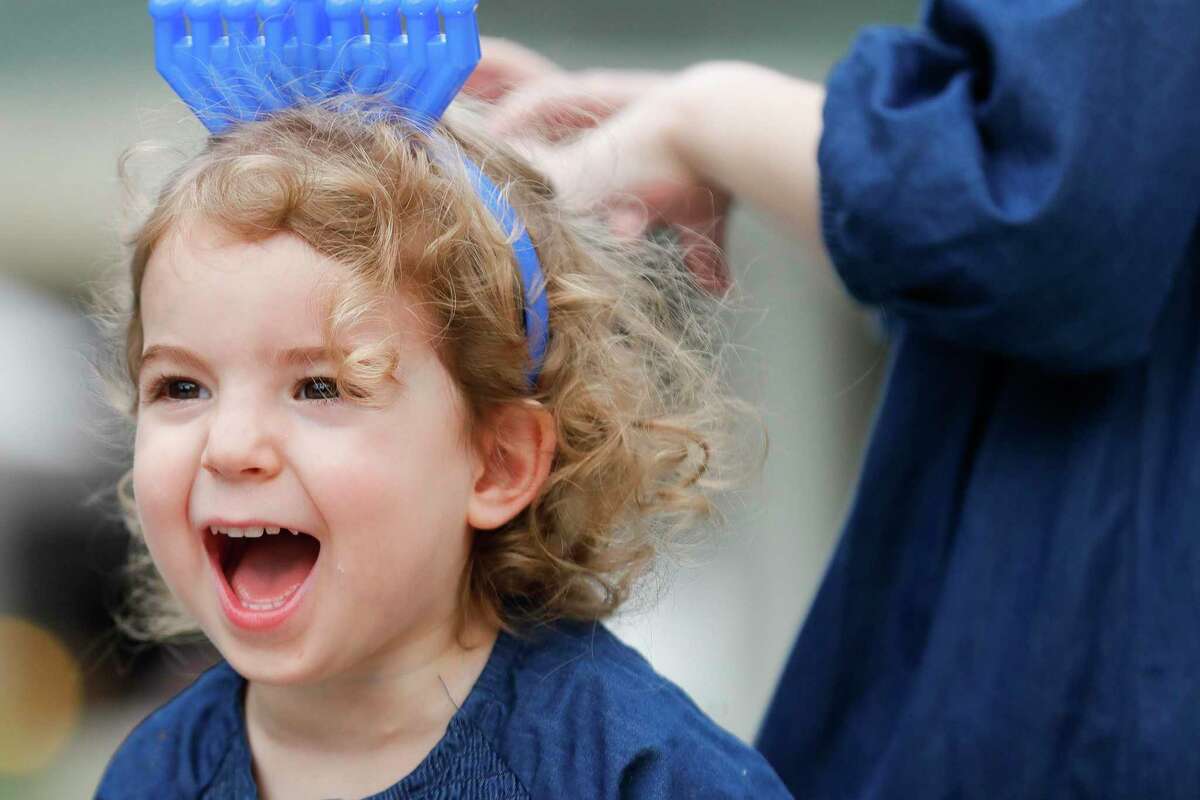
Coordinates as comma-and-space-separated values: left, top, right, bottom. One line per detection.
93, 100, 788, 799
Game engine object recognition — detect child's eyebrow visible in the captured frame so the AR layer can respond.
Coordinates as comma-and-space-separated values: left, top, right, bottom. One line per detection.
275, 346, 334, 369
139, 345, 210, 376
139, 345, 332, 375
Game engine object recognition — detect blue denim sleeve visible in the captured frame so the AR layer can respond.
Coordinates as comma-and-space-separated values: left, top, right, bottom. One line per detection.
821, 0, 1200, 372
617, 746, 792, 799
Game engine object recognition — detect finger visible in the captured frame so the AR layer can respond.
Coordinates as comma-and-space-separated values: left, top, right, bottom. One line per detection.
490, 78, 619, 139
676, 221, 731, 295
636, 184, 733, 294
609, 205, 650, 238
607, 209, 730, 294
464, 36, 563, 102
489, 70, 667, 138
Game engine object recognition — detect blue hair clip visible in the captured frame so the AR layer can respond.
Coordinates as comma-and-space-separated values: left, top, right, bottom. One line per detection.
148, 0, 550, 385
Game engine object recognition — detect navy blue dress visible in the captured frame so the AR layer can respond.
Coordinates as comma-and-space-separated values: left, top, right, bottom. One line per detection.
96, 623, 789, 799
757, 1, 1200, 798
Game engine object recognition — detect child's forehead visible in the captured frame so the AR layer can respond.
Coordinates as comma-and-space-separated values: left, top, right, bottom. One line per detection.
155, 219, 328, 274
145, 224, 333, 312
142, 221, 432, 349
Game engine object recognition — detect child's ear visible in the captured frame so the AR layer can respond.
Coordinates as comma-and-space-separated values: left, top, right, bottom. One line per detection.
467, 401, 557, 531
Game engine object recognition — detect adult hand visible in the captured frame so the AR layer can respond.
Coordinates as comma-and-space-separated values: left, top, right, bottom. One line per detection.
464, 37, 563, 103
469, 38, 667, 141
529, 76, 733, 293
528, 62, 828, 290
468, 42, 735, 292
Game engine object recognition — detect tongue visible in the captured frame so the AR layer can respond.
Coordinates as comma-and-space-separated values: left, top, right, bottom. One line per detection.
229, 535, 319, 604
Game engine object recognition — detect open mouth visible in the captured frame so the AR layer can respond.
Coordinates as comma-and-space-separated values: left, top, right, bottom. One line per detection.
205, 527, 321, 613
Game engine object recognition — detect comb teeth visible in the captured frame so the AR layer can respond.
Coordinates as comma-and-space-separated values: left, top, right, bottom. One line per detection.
148, 0, 481, 132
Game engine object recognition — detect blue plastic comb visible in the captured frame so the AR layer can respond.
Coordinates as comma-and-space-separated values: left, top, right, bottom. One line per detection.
149, 0, 484, 132
147, 0, 549, 384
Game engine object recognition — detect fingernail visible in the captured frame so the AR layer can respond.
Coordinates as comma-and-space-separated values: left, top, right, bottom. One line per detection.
610, 208, 645, 237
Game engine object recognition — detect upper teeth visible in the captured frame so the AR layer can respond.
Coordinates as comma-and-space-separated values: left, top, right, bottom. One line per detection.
211, 526, 293, 538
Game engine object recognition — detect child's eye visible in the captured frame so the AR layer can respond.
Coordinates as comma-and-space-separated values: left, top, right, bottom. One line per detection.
168, 380, 205, 400
145, 376, 210, 403
296, 377, 340, 402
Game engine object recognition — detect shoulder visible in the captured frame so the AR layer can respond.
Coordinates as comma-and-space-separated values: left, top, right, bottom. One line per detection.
473, 623, 790, 799
94, 661, 243, 800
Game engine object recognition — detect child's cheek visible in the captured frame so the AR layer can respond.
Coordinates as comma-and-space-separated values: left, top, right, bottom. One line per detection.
303, 444, 415, 543
317, 432, 465, 521
132, 424, 201, 595
296, 424, 473, 579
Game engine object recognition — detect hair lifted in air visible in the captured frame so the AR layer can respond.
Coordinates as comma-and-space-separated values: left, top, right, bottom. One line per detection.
97, 99, 756, 641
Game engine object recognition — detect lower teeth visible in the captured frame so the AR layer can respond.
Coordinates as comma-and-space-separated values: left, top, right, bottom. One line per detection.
237, 584, 301, 611
241, 598, 287, 611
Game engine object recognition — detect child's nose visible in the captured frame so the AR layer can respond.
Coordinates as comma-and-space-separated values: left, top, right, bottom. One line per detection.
200, 401, 283, 480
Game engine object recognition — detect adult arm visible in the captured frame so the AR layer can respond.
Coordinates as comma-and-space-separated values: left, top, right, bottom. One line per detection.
514, 3, 1200, 372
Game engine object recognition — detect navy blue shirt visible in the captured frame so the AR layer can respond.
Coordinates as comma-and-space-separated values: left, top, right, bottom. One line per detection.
97, 623, 789, 799
758, 2, 1200, 798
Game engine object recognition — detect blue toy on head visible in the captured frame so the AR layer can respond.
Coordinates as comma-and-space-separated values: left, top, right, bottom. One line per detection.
148, 0, 549, 384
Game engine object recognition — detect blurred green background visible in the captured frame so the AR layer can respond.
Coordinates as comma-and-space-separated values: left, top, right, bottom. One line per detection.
0, 0, 916, 796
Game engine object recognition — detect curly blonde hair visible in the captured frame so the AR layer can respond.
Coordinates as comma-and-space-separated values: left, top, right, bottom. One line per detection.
100, 100, 752, 641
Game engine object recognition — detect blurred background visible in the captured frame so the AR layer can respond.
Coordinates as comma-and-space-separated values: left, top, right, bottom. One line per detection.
0, 0, 917, 796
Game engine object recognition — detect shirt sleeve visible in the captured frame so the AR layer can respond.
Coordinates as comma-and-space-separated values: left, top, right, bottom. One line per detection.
617, 742, 792, 799
93, 664, 241, 800
820, 0, 1200, 372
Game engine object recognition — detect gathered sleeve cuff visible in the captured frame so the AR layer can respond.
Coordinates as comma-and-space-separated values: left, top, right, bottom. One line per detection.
820, 1, 1200, 372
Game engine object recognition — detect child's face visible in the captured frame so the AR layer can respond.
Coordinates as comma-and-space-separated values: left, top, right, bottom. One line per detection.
133, 221, 483, 685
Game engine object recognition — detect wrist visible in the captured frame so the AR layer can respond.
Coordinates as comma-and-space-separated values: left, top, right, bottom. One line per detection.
663, 61, 763, 187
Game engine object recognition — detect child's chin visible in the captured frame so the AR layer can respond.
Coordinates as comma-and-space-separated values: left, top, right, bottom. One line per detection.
220, 647, 330, 688
201, 611, 332, 686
